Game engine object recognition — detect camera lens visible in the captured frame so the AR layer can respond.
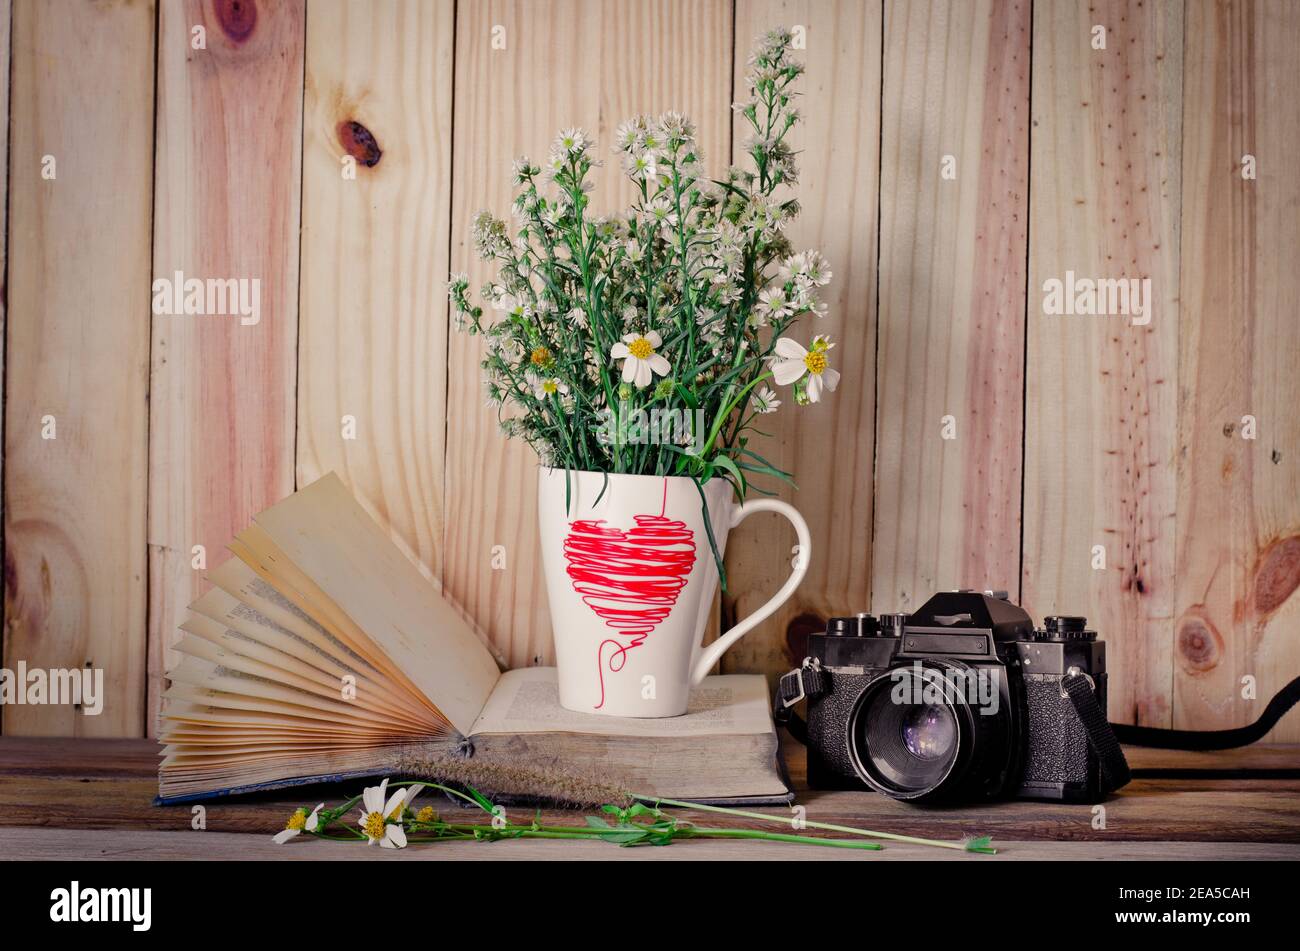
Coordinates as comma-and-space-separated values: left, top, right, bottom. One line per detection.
900, 703, 957, 760
846, 666, 972, 801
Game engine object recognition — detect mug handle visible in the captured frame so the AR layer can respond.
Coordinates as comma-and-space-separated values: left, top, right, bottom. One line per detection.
689, 499, 811, 685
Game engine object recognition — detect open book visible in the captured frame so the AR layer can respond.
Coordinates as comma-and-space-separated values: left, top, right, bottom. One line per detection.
157, 474, 790, 806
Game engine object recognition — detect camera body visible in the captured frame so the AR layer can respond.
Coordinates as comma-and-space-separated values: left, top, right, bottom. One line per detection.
802, 590, 1109, 803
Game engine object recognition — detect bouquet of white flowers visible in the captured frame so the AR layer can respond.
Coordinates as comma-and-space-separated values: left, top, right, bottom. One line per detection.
449, 28, 838, 511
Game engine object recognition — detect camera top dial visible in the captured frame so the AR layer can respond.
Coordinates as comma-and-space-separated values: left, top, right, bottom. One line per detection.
826, 613, 878, 637
1034, 615, 1097, 641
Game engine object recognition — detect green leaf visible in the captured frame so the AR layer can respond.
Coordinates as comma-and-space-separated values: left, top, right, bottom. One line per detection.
464, 786, 496, 814
711, 453, 747, 496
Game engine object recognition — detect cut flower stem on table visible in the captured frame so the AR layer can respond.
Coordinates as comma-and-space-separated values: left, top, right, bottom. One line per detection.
272, 779, 996, 854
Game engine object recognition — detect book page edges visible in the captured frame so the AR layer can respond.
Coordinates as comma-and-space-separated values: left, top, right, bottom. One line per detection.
249, 473, 499, 736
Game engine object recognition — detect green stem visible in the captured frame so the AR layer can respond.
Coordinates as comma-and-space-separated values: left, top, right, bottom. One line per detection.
414, 822, 880, 850
700, 370, 773, 459
686, 828, 880, 849
641, 796, 996, 854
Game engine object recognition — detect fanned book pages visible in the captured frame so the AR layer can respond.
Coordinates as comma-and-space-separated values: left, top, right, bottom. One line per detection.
157, 474, 791, 806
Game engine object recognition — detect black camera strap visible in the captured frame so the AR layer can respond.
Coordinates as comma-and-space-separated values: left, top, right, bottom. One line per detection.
773, 662, 825, 744
1109, 675, 1300, 750
1061, 673, 1131, 792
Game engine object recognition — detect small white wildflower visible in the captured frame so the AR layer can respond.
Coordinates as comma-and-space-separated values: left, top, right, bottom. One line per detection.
644, 195, 678, 232
493, 294, 530, 320
555, 127, 590, 155
357, 779, 408, 849
752, 386, 781, 415
625, 150, 660, 182
611, 331, 671, 389
614, 118, 644, 153
770, 334, 840, 403
272, 803, 324, 844
756, 285, 795, 322
528, 372, 569, 400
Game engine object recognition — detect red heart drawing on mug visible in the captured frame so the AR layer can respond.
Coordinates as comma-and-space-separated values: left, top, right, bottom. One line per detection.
563, 514, 697, 634
561, 481, 696, 708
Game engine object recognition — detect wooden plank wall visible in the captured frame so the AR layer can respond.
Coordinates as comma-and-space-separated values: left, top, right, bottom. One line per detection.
0, 0, 1297, 741
4, 0, 154, 735
872, 0, 1029, 612
1023, 0, 1184, 729
147, 0, 305, 734
1174, 0, 1300, 738
297, 0, 455, 590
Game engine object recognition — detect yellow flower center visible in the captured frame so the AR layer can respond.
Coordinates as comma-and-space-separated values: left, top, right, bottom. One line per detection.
804, 350, 828, 376
628, 337, 654, 360
285, 809, 307, 832
542, 379, 558, 395
416, 806, 436, 823
530, 346, 552, 367
362, 811, 387, 840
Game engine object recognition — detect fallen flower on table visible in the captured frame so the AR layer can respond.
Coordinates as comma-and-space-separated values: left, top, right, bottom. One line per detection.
272, 803, 323, 845
358, 778, 409, 849
269, 779, 996, 854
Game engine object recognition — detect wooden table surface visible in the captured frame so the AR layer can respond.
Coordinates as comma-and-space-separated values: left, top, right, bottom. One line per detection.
2, 736, 1299, 861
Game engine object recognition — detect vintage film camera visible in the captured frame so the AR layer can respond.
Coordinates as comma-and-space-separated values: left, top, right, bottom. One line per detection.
781, 590, 1130, 803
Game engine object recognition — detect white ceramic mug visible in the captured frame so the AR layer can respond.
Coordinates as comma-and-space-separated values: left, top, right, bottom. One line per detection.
538, 467, 810, 717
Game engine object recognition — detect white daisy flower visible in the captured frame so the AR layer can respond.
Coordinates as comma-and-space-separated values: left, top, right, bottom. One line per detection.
769, 334, 840, 403
614, 118, 644, 153
625, 151, 660, 182
639, 123, 666, 154
542, 151, 567, 180
492, 294, 530, 320
756, 285, 794, 322
659, 110, 696, 145
529, 372, 569, 400
644, 196, 678, 232
796, 250, 833, 287
780, 250, 833, 293
611, 331, 671, 389
272, 803, 324, 844
555, 127, 590, 155
752, 386, 781, 415
357, 778, 408, 849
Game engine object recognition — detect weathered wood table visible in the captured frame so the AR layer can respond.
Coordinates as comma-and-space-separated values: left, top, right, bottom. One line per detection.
2, 737, 1298, 860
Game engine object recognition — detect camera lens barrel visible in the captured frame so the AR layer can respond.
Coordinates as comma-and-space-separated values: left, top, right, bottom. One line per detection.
846, 663, 982, 802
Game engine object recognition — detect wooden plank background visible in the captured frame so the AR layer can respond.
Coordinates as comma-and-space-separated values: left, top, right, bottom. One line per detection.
872, 0, 1029, 612
1022, 0, 1184, 728
4, 0, 154, 735
1, 0, 1297, 741
147, 0, 305, 734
